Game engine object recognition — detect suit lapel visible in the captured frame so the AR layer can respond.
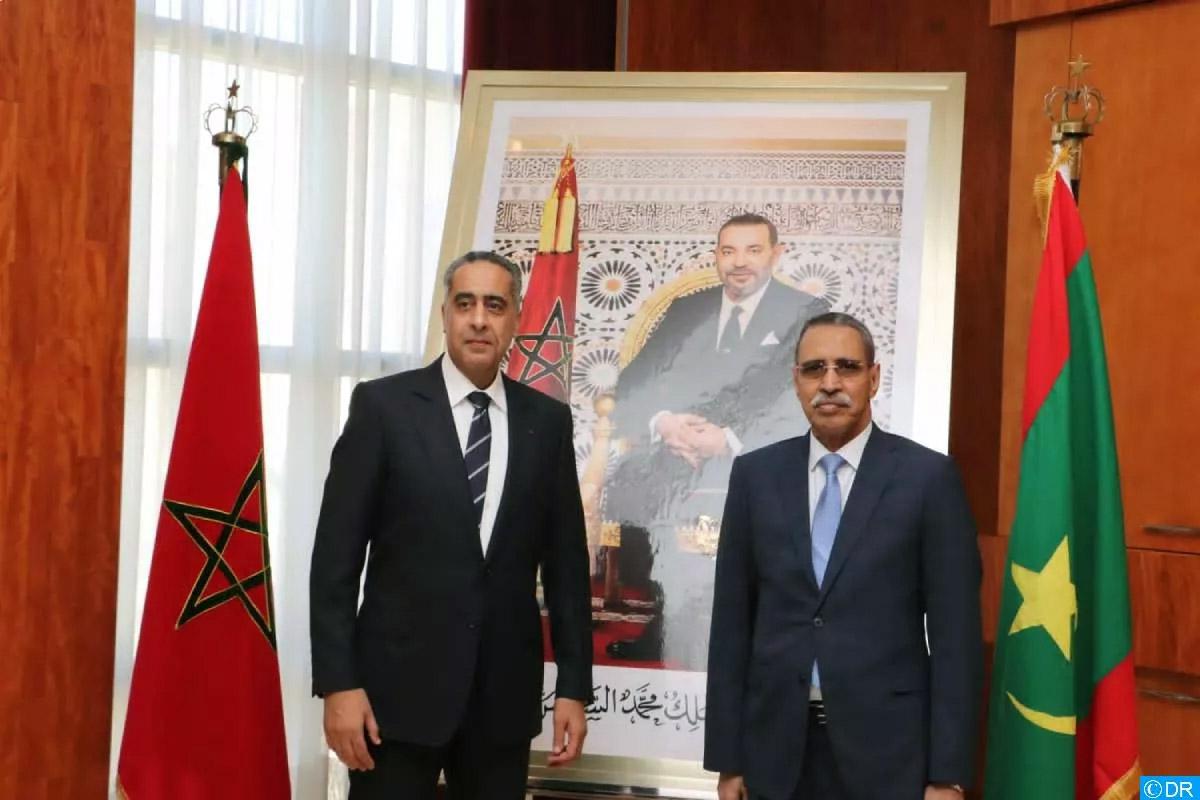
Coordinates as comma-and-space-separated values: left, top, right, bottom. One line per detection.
484, 376, 530, 563
411, 357, 480, 554
739, 279, 784, 349
679, 287, 724, 360
779, 434, 820, 592
816, 427, 899, 607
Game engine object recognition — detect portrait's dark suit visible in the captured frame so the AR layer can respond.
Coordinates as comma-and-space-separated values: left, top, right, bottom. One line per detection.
603, 279, 826, 668
611, 278, 828, 469
309, 357, 592, 752
705, 427, 983, 800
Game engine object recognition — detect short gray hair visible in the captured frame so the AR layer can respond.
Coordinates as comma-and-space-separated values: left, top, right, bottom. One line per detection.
442, 250, 523, 306
795, 312, 876, 364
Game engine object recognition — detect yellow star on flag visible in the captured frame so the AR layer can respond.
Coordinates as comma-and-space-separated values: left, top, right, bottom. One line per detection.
1008, 535, 1076, 660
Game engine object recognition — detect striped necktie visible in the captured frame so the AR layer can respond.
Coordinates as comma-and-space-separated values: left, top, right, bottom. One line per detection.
464, 391, 491, 524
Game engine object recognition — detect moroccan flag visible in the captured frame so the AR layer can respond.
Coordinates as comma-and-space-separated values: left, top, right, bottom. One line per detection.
984, 173, 1139, 799
118, 168, 290, 799
505, 146, 580, 400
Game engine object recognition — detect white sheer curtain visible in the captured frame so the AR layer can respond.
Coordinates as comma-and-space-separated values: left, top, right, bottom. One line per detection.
110, 1, 464, 796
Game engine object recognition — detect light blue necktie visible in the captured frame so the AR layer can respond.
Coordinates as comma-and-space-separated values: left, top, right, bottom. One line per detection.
810, 452, 845, 689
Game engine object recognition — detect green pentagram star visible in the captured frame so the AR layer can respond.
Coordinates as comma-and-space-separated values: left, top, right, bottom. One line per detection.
165, 452, 277, 648
512, 297, 573, 393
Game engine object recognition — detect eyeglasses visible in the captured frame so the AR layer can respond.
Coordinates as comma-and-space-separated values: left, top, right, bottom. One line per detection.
793, 358, 870, 379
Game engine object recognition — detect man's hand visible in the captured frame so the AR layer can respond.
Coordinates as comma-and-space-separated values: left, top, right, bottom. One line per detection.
717, 772, 748, 800
925, 784, 965, 799
324, 688, 381, 771
655, 412, 708, 467
547, 698, 588, 766
686, 420, 731, 459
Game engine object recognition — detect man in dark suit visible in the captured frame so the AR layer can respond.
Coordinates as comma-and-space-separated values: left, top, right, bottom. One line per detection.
309, 251, 593, 799
705, 312, 982, 800
605, 214, 827, 667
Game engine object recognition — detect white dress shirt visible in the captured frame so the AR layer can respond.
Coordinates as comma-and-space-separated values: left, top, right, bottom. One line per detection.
807, 422, 873, 525
442, 355, 509, 555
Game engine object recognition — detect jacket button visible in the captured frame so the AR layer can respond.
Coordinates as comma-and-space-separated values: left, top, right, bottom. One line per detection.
813, 616, 824, 627
468, 622, 478, 630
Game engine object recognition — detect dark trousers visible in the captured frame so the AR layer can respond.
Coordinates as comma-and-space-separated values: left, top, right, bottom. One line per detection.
754, 706, 849, 800
348, 729, 530, 800
349, 666, 531, 800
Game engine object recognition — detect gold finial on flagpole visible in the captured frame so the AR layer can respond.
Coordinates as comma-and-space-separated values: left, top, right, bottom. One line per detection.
204, 80, 259, 200
1042, 55, 1105, 198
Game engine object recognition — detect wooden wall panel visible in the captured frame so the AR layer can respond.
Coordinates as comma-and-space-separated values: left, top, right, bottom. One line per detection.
627, 0, 1016, 537
465, 0, 616, 72
0, 0, 13, 103
990, 0, 1148, 26
0, 0, 17, 783
1128, 549, 1200, 675
626, 1, 822, 71
0, 0, 135, 796
1131, 551, 1200, 777
1069, 0, 1200, 555
979, 534, 1009, 643
1137, 668, 1200, 776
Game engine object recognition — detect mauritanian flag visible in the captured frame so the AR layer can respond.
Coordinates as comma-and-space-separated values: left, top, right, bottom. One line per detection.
505, 146, 580, 401
984, 173, 1139, 799
118, 169, 290, 799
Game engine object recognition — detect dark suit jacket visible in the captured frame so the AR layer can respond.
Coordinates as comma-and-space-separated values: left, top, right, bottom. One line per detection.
309, 357, 593, 747
704, 428, 983, 800
607, 280, 828, 523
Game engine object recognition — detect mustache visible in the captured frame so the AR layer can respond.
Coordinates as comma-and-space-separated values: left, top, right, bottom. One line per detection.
810, 391, 852, 409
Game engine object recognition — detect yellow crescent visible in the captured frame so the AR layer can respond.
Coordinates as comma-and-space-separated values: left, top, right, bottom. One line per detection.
1007, 692, 1076, 735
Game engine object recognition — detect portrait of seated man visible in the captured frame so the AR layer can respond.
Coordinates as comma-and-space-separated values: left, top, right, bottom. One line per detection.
603, 212, 828, 669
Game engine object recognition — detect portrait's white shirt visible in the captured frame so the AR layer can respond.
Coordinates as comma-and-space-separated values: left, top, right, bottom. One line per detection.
715, 278, 770, 349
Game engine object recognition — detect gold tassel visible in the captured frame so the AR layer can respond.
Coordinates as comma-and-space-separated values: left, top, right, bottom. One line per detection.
556, 188, 576, 253
538, 188, 560, 253
1097, 760, 1141, 800
1034, 145, 1072, 239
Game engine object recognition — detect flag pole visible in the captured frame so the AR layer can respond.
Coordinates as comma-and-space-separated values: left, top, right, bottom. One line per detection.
1041, 55, 1105, 200
205, 80, 258, 202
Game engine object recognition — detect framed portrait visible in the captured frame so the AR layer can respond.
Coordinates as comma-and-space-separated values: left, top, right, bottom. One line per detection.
426, 70, 965, 798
